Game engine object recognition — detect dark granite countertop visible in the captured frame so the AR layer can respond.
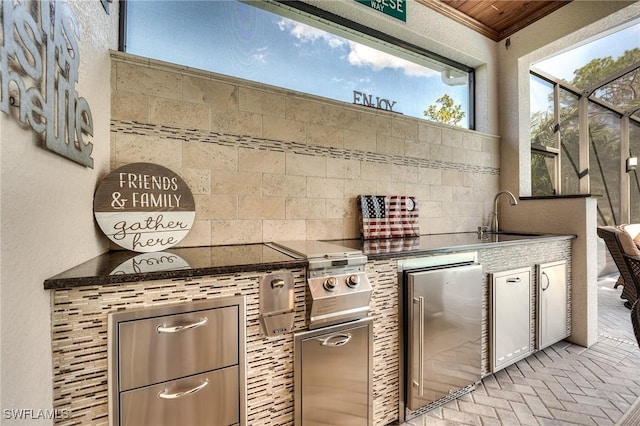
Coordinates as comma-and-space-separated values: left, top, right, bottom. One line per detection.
44, 232, 574, 290
44, 244, 306, 290
328, 231, 575, 261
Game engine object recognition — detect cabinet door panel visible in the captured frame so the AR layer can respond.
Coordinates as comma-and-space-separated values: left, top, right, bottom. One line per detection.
491, 268, 531, 372
537, 261, 568, 349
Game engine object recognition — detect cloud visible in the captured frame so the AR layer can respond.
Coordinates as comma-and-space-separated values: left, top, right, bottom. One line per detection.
277, 17, 438, 78
347, 42, 438, 77
252, 46, 269, 64
277, 18, 345, 49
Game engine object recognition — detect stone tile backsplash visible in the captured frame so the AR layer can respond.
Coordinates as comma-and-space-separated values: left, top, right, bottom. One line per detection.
111, 52, 500, 245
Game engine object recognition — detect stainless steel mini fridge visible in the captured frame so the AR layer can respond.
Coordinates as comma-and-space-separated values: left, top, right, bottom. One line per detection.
405, 263, 483, 412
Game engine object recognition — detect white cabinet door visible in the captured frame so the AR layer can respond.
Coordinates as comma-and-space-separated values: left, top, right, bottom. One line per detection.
537, 261, 569, 349
491, 267, 532, 372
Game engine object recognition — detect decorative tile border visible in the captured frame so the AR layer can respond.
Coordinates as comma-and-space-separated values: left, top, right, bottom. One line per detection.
111, 120, 500, 176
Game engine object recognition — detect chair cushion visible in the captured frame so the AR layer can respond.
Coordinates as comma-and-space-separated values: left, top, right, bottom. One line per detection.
623, 224, 640, 244
618, 224, 640, 256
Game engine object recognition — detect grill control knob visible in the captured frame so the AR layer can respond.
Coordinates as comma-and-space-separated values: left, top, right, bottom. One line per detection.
346, 274, 360, 288
323, 277, 338, 291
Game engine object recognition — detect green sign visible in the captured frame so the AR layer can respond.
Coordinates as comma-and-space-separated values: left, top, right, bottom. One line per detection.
356, 0, 406, 22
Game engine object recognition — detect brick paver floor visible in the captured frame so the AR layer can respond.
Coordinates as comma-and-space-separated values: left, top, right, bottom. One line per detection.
404, 275, 640, 425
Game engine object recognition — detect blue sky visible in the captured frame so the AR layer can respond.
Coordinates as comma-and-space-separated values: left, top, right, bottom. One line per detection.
126, 0, 470, 126
534, 21, 640, 83
531, 20, 639, 114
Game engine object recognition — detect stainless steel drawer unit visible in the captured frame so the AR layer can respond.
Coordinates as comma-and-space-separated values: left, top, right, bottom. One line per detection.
108, 296, 246, 426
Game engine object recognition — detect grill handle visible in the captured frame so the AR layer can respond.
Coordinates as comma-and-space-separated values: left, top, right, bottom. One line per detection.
319, 333, 353, 347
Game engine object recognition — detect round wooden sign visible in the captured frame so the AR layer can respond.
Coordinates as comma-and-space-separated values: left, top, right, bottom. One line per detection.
94, 163, 196, 253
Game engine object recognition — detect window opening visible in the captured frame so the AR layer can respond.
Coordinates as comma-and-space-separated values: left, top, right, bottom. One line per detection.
121, 0, 474, 128
529, 19, 640, 225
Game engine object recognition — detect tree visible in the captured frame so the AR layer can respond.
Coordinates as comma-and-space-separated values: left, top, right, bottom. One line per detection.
572, 48, 639, 110
423, 94, 465, 126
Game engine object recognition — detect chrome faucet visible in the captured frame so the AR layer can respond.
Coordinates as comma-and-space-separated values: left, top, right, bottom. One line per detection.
491, 191, 518, 233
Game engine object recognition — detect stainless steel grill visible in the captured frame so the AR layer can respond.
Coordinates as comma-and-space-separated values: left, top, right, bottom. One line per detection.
268, 240, 374, 426
270, 240, 373, 329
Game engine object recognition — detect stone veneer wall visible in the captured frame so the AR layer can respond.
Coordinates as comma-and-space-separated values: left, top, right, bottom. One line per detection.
366, 259, 401, 424
110, 52, 500, 245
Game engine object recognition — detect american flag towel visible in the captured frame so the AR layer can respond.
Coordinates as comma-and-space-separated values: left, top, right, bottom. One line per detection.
358, 195, 419, 239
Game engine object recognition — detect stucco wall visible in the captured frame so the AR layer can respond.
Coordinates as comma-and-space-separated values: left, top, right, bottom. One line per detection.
0, 1, 118, 422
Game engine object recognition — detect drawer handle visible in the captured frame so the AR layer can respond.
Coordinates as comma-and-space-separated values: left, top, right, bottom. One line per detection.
319, 333, 352, 347
158, 379, 209, 400
506, 277, 521, 284
156, 317, 208, 333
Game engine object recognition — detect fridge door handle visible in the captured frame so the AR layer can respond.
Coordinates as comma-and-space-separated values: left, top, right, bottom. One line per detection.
541, 271, 550, 291
412, 296, 425, 396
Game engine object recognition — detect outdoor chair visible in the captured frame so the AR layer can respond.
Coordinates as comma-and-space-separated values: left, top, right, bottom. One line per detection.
597, 226, 638, 308
622, 254, 640, 346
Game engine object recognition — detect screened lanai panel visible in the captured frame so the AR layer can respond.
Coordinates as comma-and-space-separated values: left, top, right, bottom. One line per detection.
530, 75, 555, 148
529, 20, 638, 226
591, 62, 640, 116
559, 88, 580, 195
590, 103, 621, 226
531, 152, 554, 196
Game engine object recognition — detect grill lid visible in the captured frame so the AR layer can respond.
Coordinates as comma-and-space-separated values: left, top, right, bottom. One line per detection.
271, 240, 363, 259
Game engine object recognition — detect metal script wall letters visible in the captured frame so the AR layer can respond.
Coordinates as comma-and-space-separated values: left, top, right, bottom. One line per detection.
353, 90, 398, 113
1, 0, 94, 168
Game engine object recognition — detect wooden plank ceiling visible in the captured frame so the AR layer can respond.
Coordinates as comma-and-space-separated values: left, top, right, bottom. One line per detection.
417, 0, 572, 41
